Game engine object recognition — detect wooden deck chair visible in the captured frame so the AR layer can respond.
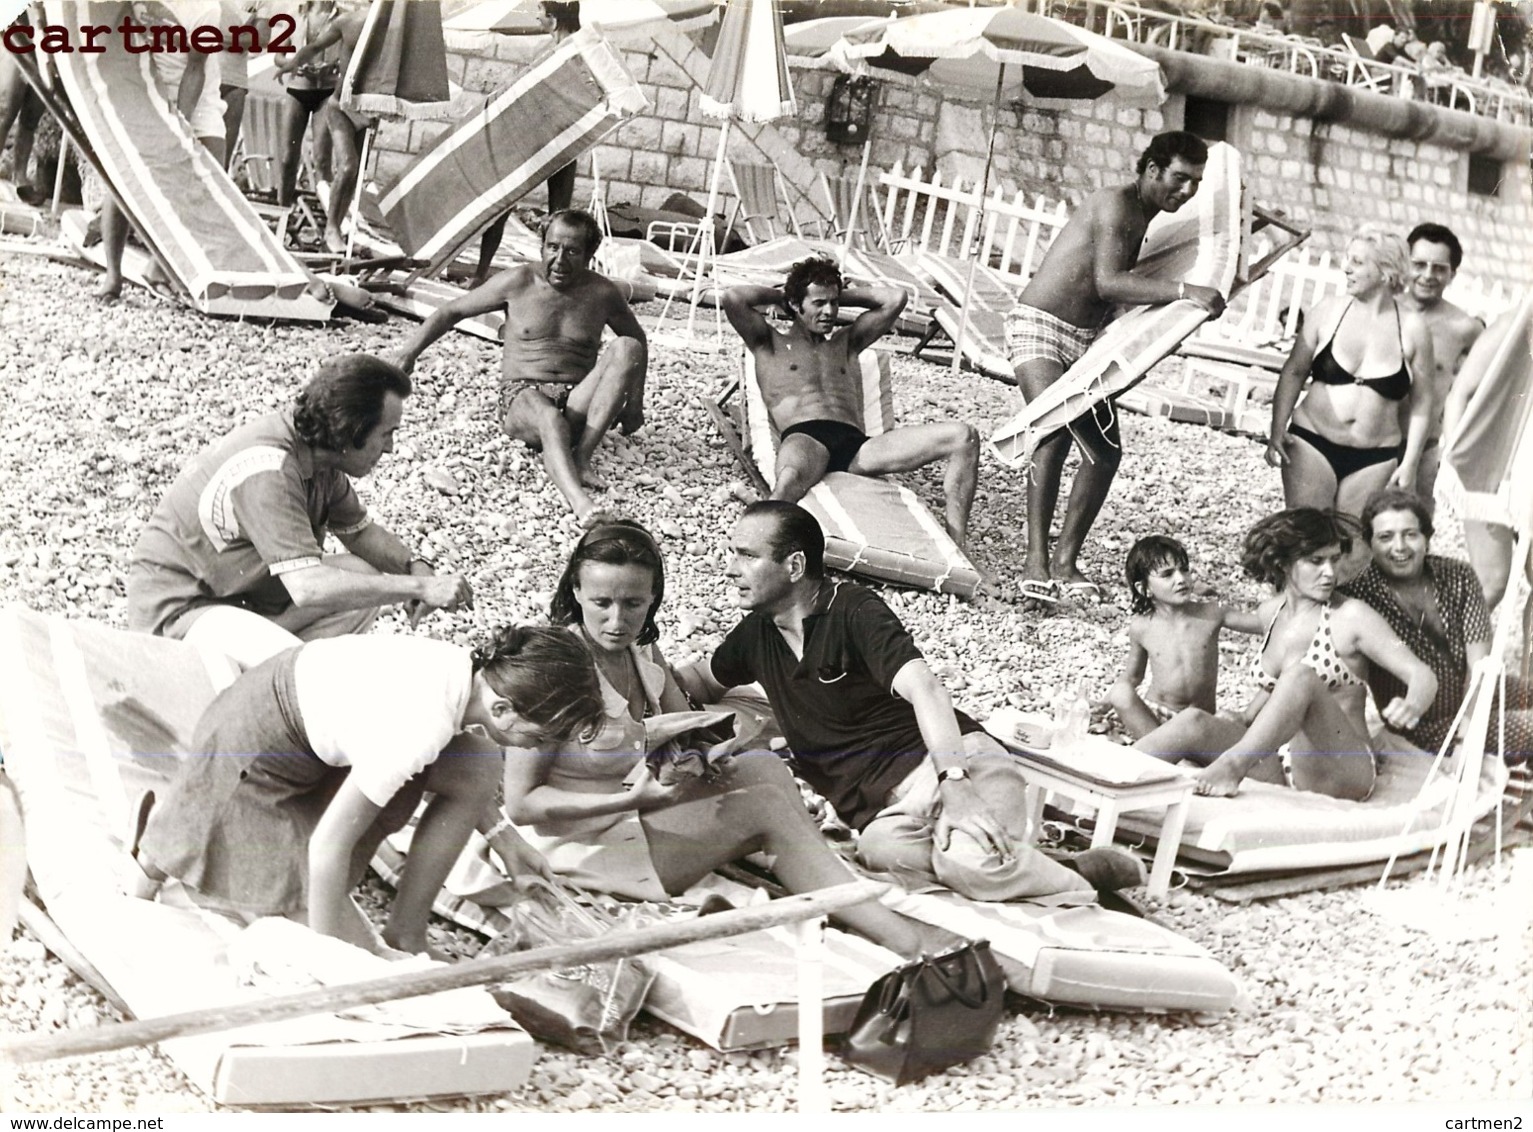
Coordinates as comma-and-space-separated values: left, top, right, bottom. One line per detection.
1340, 33, 1396, 94
905, 248, 1025, 380
0, 178, 44, 237
705, 346, 982, 598
727, 160, 802, 245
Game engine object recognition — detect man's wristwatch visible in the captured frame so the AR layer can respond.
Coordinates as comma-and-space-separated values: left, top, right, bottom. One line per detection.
936, 766, 970, 785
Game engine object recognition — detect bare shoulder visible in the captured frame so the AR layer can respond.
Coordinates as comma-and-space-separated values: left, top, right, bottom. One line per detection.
482, 265, 538, 300
1188, 600, 1227, 627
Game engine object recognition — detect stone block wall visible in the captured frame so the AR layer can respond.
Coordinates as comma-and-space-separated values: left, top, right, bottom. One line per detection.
368, 26, 1531, 292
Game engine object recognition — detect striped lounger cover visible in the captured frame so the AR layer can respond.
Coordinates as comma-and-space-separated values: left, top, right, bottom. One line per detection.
0, 607, 533, 1106
377, 27, 647, 276
740, 349, 983, 598
42, 0, 330, 321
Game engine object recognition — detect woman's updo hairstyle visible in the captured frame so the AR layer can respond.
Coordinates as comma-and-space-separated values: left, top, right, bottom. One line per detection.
548, 518, 665, 646
1241, 508, 1361, 590
471, 624, 604, 743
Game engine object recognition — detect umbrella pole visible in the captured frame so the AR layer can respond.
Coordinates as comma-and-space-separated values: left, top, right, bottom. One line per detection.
687, 116, 733, 339
843, 134, 873, 254
951, 65, 1007, 374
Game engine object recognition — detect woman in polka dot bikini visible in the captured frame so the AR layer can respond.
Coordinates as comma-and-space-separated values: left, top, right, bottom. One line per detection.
1134, 509, 1437, 800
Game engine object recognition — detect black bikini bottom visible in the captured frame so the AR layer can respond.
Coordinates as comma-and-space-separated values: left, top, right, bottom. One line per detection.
286, 86, 334, 113
1288, 423, 1400, 482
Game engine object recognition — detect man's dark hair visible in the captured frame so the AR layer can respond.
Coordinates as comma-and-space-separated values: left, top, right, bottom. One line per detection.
544, 208, 603, 256
292, 353, 411, 453
1136, 131, 1209, 176
1359, 488, 1435, 542
1124, 535, 1190, 616
742, 501, 825, 578
1406, 222, 1464, 270
783, 256, 844, 311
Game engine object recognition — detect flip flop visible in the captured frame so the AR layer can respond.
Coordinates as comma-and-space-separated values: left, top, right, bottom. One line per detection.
1018, 579, 1060, 606
1058, 580, 1104, 603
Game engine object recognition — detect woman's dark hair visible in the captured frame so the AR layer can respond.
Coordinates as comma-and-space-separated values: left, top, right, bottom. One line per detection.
783, 256, 845, 311
540, 1, 580, 35
548, 518, 665, 647
1241, 508, 1360, 590
544, 208, 603, 257
292, 353, 411, 453
1125, 535, 1190, 616
1136, 130, 1208, 175
1359, 488, 1435, 541
742, 501, 825, 578
471, 624, 604, 743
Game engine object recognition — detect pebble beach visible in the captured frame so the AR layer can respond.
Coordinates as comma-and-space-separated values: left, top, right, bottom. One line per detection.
0, 250, 1528, 1114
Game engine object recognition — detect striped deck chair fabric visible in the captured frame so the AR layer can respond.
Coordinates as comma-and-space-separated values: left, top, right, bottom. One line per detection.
728, 161, 801, 244
905, 248, 1027, 379
377, 28, 647, 276
40, 0, 329, 321
739, 349, 982, 597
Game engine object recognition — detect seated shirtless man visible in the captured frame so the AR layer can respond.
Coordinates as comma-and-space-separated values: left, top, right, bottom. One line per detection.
721, 257, 979, 549
391, 209, 647, 523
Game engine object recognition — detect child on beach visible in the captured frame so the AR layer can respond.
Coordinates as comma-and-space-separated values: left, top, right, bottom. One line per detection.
1107, 536, 1263, 740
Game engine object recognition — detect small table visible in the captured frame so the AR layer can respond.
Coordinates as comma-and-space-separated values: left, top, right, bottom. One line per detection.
1012, 749, 1195, 901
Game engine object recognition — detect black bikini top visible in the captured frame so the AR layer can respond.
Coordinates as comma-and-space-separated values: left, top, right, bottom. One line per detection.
1309, 300, 1412, 402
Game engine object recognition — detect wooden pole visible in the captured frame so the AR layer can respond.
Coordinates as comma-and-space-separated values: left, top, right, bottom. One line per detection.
950, 64, 1008, 373
1, 880, 890, 1066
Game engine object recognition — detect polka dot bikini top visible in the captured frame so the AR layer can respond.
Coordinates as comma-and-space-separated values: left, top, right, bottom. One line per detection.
1254, 600, 1364, 694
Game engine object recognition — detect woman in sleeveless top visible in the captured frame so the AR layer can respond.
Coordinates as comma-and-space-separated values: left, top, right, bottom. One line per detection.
1135, 509, 1436, 799
501, 519, 957, 959
1267, 226, 1437, 518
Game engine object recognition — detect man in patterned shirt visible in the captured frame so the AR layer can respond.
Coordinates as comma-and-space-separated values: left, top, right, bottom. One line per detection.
1341, 488, 1530, 763
128, 354, 473, 669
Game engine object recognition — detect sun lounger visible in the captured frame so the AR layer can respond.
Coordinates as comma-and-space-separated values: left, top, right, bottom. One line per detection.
0, 607, 533, 1106
29, 1, 330, 321
903, 248, 1027, 379
705, 347, 982, 598
376, 28, 646, 278
1113, 731, 1509, 877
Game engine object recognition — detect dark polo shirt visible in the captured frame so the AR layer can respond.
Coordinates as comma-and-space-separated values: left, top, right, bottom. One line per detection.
710, 579, 982, 831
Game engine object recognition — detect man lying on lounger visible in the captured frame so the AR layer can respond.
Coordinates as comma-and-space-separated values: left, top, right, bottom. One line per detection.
721, 257, 980, 550
390, 209, 647, 524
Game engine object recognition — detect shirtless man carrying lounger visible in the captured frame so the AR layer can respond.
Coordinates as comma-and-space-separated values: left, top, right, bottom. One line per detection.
1008, 131, 1226, 603
721, 256, 980, 550
391, 209, 647, 523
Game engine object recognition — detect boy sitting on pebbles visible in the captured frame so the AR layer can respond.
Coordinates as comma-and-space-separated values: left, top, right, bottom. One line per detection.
1108, 535, 1262, 740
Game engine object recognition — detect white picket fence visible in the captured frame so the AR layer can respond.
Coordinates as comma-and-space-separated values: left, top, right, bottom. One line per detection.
875, 162, 1070, 288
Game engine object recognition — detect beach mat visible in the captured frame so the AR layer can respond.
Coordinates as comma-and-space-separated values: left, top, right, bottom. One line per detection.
31, 1, 330, 321
729, 348, 982, 598
376, 27, 647, 276
0, 608, 534, 1106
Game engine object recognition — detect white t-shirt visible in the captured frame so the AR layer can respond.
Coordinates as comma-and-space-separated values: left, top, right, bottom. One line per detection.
293, 635, 475, 808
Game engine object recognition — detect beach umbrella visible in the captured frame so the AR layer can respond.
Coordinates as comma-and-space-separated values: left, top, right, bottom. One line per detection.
783, 14, 894, 58
683, 0, 796, 335
443, 0, 717, 44
341, 0, 454, 119
825, 6, 1165, 367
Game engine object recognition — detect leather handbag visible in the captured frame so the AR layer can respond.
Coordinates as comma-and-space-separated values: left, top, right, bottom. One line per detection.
840, 940, 1007, 1085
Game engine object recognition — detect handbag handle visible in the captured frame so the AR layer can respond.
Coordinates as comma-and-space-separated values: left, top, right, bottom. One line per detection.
918, 944, 993, 1010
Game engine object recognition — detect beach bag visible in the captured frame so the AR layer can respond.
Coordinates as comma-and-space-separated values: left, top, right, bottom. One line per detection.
479, 877, 656, 1055
840, 940, 1006, 1085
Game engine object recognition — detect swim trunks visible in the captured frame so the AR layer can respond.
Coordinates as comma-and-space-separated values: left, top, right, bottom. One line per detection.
779, 419, 869, 474
1004, 303, 1101, 371
499, 380, 573, 432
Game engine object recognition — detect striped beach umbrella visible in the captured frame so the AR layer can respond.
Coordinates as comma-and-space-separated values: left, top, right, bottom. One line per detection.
443, 0, 716, 42
826, 5, 1165, 107
784, 14, 894, 58
341, 0, 454, 120
701, 0, 796, 122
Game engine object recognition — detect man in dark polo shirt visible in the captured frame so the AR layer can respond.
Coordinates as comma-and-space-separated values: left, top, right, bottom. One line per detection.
1341, 488, 1530, 763
683, 501, 1141, 901
127, 354, 474, 669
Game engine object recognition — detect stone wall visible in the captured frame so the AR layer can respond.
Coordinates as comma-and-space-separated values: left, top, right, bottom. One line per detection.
368, 25, 1532, 292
